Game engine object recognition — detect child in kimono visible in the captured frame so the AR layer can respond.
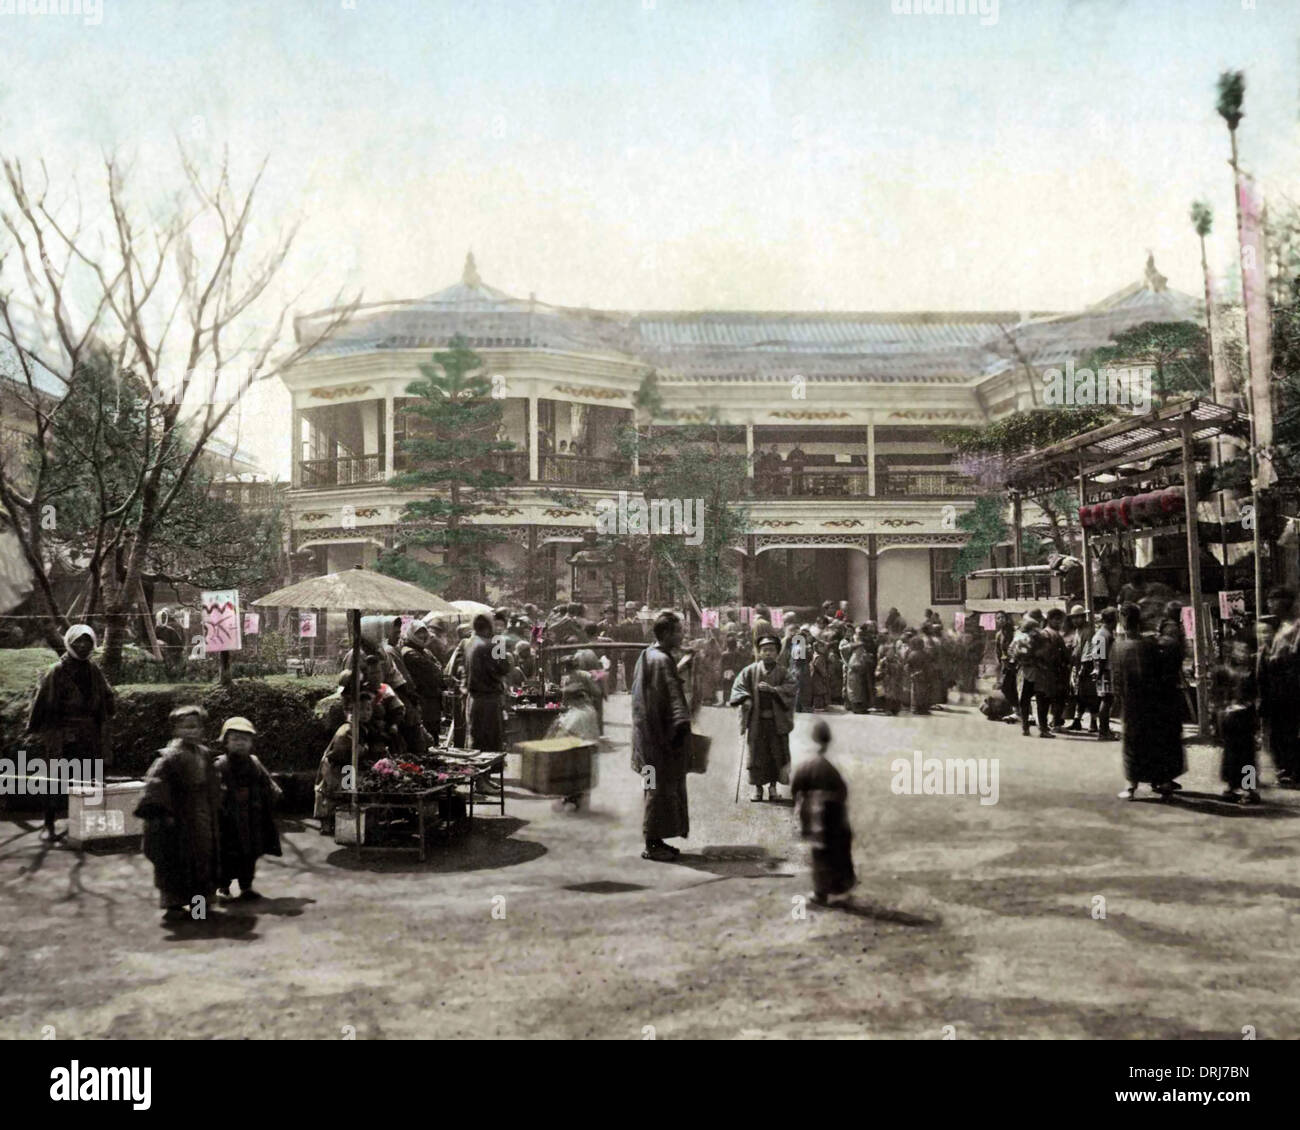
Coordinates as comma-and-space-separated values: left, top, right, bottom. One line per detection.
215, 717, 282, 900
135, 705, 223, 924
1212, 639, 1261, 805
791, 719, 856, 906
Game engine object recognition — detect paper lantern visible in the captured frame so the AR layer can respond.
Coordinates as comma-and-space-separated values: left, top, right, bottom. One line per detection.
1079, 504, 1096, 529
1102, 499, 1122, 529
1117, 496, 1133, 528
1159, 486, 1186, 516
1130, 491, 1160, 525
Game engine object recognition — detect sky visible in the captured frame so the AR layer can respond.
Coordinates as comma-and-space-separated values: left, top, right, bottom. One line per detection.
3, 0, 1299, 472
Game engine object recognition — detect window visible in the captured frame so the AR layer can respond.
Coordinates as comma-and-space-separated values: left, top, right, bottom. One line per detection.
930, 548, 964, 604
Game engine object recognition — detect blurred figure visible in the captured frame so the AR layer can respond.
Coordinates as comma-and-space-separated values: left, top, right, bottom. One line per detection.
791, 719, 855, 906
1211, 638, 1260, 805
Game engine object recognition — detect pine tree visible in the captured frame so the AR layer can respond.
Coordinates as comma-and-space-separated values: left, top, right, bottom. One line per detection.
377, 336, 515, 599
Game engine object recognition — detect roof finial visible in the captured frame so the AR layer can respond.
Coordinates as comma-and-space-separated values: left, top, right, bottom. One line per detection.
1144, 251, 1167, 293
463, 250, 481, 288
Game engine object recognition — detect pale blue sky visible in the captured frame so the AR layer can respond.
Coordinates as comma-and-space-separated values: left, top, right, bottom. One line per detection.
3, 0, 1298, 468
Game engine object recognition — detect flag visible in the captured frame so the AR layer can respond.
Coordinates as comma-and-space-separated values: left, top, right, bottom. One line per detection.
1238, 173, 1275, 487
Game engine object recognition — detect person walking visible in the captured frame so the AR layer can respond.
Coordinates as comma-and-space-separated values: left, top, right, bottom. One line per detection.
1011, 612, 1054, 738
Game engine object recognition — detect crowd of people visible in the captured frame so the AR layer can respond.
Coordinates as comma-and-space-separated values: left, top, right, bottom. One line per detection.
23, 581, 1300, 924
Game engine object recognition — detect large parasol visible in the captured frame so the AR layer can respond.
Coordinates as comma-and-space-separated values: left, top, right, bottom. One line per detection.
254, 566, 458, 829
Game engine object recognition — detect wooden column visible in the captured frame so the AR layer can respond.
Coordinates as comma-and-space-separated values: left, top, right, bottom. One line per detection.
1181, 416, 1210, 737
867, 534, 879, 624
291, 408, 303, 488
745, 423, 754, 478
1078, 467, 1092, 615
528, 393, 539, 481
383, 394, 395, 478
867, 423, 876, 497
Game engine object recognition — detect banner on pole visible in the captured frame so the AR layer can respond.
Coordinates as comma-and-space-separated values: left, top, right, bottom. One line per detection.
979, 612, 998, 631
299, 612, 317, 639
770, 608, 785, 629
201, 590, 242, 654
953, 611, 966, 633
243, 612, 260, 636
702, 609, 719, 629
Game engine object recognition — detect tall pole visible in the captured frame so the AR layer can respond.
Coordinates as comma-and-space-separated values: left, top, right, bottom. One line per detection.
1182, 417, 1210, 737
1078, 469, 1092, 615
1229, 126, 1266, 620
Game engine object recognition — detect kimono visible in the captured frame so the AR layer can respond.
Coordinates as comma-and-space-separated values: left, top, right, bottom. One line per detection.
875, 638, 907, 714
548, 702, 601, 743
135, 740, 224, 910
401, 626, 446, 745
1211, 660, 1257, 789
215, 751, 282, 888
631, 644, 692, 840
729, 659, 797, 787
465, 634, 511, 751
1112, 633, 1186, 785
313, 720, 385, 823
809, 648, 831, 710
841, 639, 876, 713
791, 755, 855, 898
27, 651, 116, 765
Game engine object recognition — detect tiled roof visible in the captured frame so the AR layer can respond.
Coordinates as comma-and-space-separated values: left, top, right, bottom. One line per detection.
294, 252, 1205, 386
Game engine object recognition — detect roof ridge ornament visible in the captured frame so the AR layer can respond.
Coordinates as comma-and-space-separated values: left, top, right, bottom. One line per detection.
463, 250, 481, 289
1144, 251, 1167, 293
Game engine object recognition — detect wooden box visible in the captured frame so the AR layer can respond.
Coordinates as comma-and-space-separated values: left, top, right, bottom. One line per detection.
516, 737, 597, 796
67, 780, 145, 845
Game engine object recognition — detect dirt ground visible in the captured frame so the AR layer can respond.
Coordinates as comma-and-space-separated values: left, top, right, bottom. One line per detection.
2, 694, 1299, 1040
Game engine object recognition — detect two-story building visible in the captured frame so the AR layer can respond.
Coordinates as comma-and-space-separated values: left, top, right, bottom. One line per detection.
280, 252, 1203, 630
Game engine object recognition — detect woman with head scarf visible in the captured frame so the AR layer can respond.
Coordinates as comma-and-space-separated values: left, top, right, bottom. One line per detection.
26, 625, 116, 836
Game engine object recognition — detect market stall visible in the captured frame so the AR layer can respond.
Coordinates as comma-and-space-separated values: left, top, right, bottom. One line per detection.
253, 567, 462, 854
1002, 397, 1253, 736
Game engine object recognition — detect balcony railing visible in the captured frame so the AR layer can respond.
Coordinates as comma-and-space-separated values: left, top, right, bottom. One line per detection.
298, 451, 629, 490
539, 454, 630, 486
300, 455, 385, 488
878, 471, 975, 498
209, 482, 277, 508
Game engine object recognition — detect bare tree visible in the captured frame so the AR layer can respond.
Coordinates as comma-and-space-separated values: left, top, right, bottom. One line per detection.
0, 148, 358, 671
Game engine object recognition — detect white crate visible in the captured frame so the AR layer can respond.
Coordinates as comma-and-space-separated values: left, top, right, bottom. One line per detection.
67, 780, 145, 844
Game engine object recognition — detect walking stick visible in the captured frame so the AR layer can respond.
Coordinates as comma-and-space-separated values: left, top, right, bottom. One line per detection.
734, 711, 746, 803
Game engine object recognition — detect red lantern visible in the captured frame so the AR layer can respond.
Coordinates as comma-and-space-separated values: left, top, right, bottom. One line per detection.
1118, 496, 1134, 527
1102, 499, 1121, 529
1079, 504, 1095, 528
1159, 486, 1186, 516
1130, 491, 1159, 525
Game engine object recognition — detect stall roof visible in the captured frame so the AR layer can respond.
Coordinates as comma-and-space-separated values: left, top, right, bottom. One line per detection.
1004, 397, 1251, 497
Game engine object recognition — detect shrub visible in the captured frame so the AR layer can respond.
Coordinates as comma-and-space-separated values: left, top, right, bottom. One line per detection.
0, 645, 337, 775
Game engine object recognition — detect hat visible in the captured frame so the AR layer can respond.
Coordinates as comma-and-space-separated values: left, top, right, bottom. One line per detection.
755, 633, 782, 650
64, 623, 96, 651
1027, 609, 1045, 622
220, 716, 257, 739
1069, 604, 1086, 617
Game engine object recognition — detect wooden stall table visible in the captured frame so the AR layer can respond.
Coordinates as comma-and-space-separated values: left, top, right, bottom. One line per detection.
337, 783, 455, 863
428, 749, 507, 821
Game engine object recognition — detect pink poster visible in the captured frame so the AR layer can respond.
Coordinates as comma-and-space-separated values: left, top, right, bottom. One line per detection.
1181, 604, 1195, 638
299, 612, 317, 639
243, 612, 260, 636
954, 612, 966, 632
739, 606, 753, 625
770, 608, 785, 629
701, 609, 719, 629
979, 612, 998, 631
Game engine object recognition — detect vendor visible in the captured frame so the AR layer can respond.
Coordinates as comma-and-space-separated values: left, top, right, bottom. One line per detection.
314, 695, 383, 836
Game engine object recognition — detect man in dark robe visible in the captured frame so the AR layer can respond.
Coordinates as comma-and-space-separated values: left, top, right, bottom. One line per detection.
466, 614, 511, 757
729, 633, 797, 801
1111, 602, 1186, 799
631, 611, 692, 861
27, 623, 116, 839
612, 600, 647, 691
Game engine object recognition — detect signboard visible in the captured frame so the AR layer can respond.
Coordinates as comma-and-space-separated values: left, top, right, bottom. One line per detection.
243, 612, 260, 636
770, 608, 785, 629
953, 612, 966, 633
299, 612, 317, 639
1219, 590, 1247, 620
1181, 604, 1196, 640
701, 609, 719, 629
979, 612, 998, 631
201, 590, 242, 654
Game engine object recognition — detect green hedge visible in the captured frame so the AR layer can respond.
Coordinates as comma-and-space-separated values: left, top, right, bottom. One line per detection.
1, 649, 337, 775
